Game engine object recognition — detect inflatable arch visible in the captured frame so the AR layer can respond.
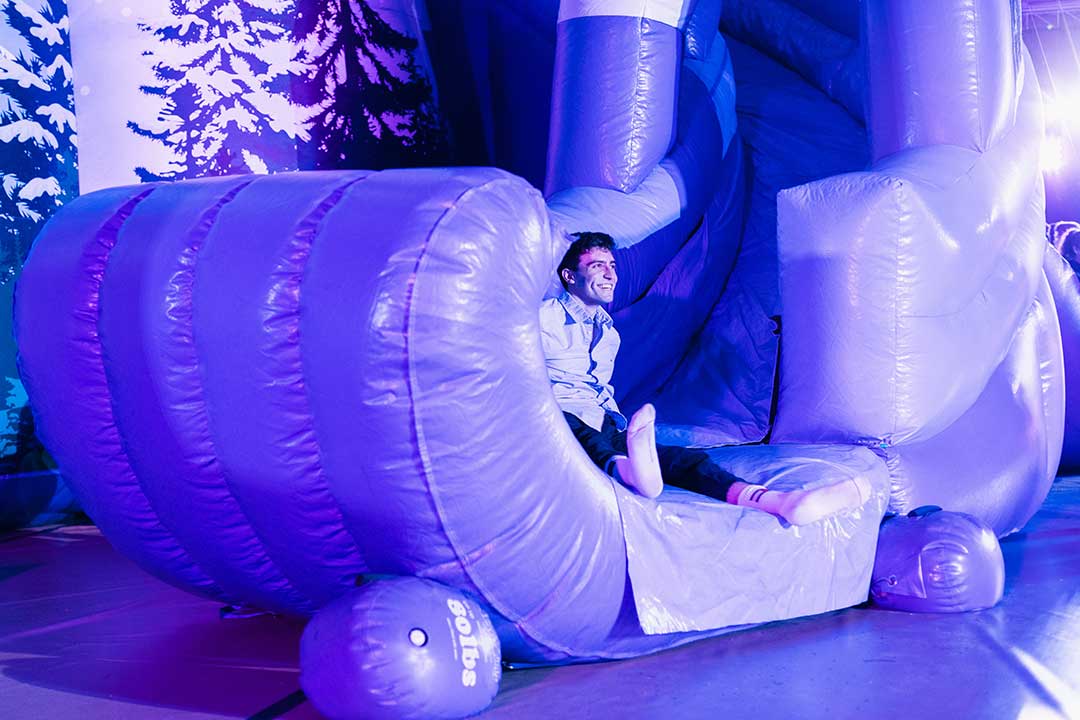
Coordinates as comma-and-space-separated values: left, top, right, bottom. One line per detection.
14, 0, 1061, 666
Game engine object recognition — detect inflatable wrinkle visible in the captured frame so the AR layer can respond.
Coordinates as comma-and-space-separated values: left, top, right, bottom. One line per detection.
774, 51, 1046, 444
775, 0, 860, 39
615, 150, 745, 406
1044, 245, 1080, 470
617, 443, 889, 635
721, 0, 865, 122
301, 171, 485, 579
100, 177, 311, 613
684, 0, 722, 60
264, 176, 375, 581
545, 16, 679, 196
157, 180, 313, 610
882, 273, 1063, 536
864, 0, 1019, 161
775, 169, 1046, 445
682, 33, 738, 155
547, 164, 682, 248
1038, 273, 1067, 502
193, 174, 373, 607
15, 185, 223, 600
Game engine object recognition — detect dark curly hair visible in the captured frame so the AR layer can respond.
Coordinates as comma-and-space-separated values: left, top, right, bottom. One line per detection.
558, 231, 615, 288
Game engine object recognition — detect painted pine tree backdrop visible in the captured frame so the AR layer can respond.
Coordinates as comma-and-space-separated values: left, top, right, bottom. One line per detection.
0, 0, 76, 284
292, 0, 446, 169
0, 0, 449, 524
0, 0, 76, 486
129, 0, 446, 179
128, 0, 304, 180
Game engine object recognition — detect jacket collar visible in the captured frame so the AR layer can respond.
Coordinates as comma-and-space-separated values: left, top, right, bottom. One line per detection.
558, 289, 613, 327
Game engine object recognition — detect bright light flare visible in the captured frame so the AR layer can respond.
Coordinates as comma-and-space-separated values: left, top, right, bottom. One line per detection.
1042, 92, 1080, 133
1042, 133, 1069, 174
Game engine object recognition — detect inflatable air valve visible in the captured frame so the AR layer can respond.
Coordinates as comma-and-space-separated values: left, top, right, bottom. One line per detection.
300, 577, 501, 720
870, 507, 1005, 613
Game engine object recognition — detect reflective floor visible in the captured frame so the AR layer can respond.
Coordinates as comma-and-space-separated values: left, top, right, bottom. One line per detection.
2, 479, 1078, 720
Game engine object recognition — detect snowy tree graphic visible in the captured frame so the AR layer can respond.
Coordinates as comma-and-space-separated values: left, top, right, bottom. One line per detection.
0, 0, 77, 286
292, 0, 446, 170
128, 0, 305, 181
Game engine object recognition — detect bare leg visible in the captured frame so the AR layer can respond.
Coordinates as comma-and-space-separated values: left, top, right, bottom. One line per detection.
725, 475, 872, 526
612, 404, 664, 499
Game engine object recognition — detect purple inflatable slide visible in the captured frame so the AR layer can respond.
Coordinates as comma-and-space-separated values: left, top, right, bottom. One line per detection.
12, 0, 1059, 681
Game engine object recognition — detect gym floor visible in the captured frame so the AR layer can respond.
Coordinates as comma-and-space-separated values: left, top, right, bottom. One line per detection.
2, 479, 1078, 720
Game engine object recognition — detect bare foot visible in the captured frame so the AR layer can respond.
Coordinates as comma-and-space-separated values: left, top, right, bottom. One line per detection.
613, 404, 664, 498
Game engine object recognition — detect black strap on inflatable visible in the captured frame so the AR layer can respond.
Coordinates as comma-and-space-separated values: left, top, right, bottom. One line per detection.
246, 689, 307, 720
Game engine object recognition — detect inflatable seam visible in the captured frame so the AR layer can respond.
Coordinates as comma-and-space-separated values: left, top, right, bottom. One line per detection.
163, 179, 314, 612
628, 18, 647, 192
91, 186, 224, 599
1034, 274, 1063, 533
191, 175, 373, 609
974, 0, 985, 150
287, 175, 374, 582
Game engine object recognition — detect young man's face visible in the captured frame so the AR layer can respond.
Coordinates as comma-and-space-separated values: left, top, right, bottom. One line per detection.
563, 247, 617, 307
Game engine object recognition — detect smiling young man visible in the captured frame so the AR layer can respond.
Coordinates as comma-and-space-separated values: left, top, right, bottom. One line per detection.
539, 231, 871, 525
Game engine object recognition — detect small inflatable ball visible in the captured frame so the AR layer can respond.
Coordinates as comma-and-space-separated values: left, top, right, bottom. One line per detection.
870, 507, 1005, 613
300, 577, 501, 720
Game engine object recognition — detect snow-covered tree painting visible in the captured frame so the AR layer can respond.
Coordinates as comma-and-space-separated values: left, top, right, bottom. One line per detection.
292, 0, 446, 170
0, 0, 77, 285
123, 0, 446, 180
0, 0, 76, 513
128, 0, 305, 181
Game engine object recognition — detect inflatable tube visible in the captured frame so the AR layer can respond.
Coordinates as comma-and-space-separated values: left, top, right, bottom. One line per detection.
773, 34, 1059, 534
775, 48, 1047, 447
1044, 244, 1080, 472
16, 168, 888, 664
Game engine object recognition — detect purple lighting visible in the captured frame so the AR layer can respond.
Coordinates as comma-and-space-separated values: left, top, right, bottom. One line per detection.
5, 0, 1080, 718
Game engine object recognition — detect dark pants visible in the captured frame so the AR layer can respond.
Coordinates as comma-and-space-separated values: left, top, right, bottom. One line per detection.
563, 413, 739, 500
